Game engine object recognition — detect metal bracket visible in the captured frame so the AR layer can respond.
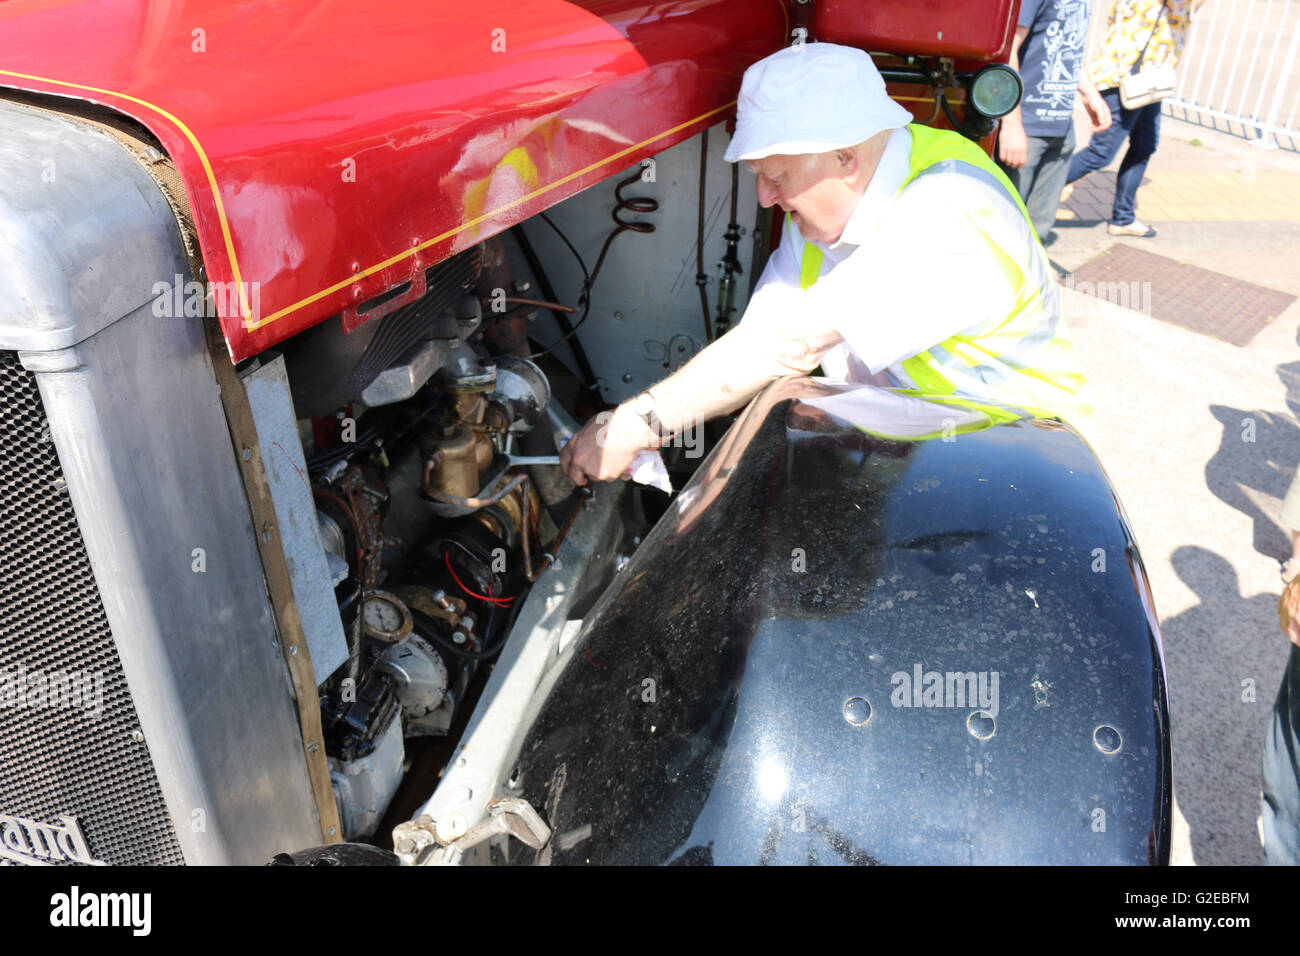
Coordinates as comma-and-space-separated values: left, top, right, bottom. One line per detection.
341, 267, 429, 334
394, 798, 552, 866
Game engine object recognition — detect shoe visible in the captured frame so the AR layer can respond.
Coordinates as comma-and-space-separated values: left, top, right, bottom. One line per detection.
1059, 183, 1075, 203
1108, 220, 1157, 237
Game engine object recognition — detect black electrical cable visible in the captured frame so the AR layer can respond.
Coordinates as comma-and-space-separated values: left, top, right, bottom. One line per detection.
412, 607, 509, 662
306, 420, 384, 472
527, 295, 591, 361
714, 159, 744, 336
538, 212, 590, 288
729, 157, 740, 225
586, 169, 658, 290
512, 220, 599, 394
938, 88, 964, 134
696, 128, 714, 343
305, 396, 442, 474
530, 169, 658, 360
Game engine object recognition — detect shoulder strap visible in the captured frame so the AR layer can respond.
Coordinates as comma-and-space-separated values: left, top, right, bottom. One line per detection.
1132, 0, 1170, 73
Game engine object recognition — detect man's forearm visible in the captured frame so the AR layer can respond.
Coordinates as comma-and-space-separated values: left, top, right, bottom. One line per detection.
639, 323, 834, 437
1003, 30, 1025, 130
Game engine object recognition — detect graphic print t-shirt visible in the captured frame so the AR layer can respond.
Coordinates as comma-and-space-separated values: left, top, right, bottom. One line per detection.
1017, 0, 1092, 137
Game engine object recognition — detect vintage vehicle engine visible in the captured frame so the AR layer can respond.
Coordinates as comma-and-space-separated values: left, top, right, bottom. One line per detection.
282, 240, 597, 841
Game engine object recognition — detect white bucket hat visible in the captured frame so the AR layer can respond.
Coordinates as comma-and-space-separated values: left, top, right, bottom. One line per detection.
724, 42, 913, 163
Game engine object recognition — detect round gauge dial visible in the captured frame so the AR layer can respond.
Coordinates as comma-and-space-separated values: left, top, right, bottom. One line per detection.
361, 591, 413, 644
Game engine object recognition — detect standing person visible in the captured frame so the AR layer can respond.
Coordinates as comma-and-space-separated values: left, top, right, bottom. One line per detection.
997, 0, 1112, 243
1265, 575, 1300, 863
1280, 464, 1300, 582
1063, 0, 1208, 237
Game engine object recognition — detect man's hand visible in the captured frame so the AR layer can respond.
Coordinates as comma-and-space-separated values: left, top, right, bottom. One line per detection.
998, 115, 1029, 169
1081, 89, 1112, 133
560, 403, 656, 486
1279, 576, 1300, 648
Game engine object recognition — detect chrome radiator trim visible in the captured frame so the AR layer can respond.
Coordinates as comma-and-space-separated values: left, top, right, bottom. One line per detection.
1, 99, 322, 863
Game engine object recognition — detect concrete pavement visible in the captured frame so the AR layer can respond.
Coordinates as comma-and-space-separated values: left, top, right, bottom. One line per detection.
1048, 114, 1300, 865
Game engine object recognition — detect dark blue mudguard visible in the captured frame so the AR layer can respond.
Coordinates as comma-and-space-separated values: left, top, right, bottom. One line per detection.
507, 378, 1172, 865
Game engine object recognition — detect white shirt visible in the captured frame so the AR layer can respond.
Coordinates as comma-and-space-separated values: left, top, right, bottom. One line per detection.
736, 126, 1023, 389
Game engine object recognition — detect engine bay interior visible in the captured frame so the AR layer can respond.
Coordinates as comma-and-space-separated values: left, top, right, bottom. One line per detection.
269, 123, 763, 848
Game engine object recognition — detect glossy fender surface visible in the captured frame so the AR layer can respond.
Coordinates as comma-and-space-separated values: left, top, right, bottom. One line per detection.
0, 0, 787, 360
509, 380, 1172, 865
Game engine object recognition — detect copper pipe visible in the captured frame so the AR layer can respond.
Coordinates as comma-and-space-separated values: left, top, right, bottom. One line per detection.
521, 481, 536, 582
421, 469, 527, 509
543, 487, 591, 564
494, 296, 577, 313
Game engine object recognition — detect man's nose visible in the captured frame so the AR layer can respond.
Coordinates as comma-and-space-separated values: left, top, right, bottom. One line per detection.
755, 179, 777, 208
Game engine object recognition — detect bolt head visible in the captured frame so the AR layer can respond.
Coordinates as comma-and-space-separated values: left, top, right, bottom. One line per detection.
435, 814, 468, 843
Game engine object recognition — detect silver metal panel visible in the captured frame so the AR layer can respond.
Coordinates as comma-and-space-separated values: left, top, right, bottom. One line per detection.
244, 356, 350, 684
3, 99, 322, 863
21, 303, 323, 864
0, 101, 184, 353
507, 122, 762, 404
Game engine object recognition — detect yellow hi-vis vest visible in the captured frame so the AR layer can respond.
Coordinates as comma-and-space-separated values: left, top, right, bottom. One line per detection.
797, 123, 1089, 427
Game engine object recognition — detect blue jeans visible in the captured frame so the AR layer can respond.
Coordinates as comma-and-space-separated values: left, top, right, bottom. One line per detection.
1262, 645, 1300, 864
1066, 87, 1161, 226
998, 124, 1077, 241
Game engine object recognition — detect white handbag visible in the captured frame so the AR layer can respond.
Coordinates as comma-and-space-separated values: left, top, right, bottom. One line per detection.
1118, 1, 1176, 109
1119, 63, 1177, 109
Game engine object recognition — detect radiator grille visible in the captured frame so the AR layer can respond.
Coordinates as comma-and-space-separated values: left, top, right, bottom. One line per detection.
0, 351, 184, 865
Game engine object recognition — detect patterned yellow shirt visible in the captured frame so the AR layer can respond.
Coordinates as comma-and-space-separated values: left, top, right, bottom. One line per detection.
1090, 0, 1195, 91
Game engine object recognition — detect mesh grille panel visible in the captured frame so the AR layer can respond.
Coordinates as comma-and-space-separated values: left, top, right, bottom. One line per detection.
0, 351, 184, 865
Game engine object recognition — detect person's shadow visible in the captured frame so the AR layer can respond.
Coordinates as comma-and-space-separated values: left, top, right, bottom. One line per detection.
1056, 172, 1153, 229
1204, 362, 1300, 561
1160, 545, 1292, 864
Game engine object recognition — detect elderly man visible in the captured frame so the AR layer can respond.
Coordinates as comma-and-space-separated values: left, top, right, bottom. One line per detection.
560, 42, 1087, 486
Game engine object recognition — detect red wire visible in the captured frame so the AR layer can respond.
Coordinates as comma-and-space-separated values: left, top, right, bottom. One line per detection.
444, 550, 513, 606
